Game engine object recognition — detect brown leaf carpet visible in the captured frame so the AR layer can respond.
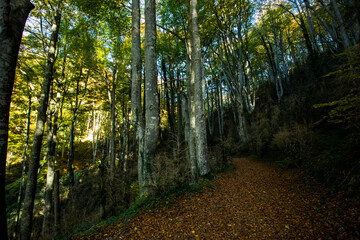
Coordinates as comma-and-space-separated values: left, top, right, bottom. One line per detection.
72, 158, 360, 239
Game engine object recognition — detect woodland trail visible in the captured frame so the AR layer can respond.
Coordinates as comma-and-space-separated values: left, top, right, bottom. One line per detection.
73, 158, 360, 239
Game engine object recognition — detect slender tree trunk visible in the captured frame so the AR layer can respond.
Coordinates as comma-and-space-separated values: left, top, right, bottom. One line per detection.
185, 43, 198, 183
53, 170, 60, 238
131, 0, 145, 190
190, 0, 209, 176
161, 59, 174, 133
42, 85, 55, 238
93, 113, 102, 164
0, 1, 33, 239
14, 88, 32, 238
20, 4, 61, 239
68, 115, 76, 188
67, 68, 87, 189
304, 0, 339, 49
176, 68, 183, 152
169, 67, 176, 135
110, 63, 117, 175
42, 50, 64, 237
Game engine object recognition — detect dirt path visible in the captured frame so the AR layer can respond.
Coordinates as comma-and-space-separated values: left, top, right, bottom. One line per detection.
76, 158, 360, 239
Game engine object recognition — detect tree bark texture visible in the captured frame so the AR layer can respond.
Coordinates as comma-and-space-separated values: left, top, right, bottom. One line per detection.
142, 0, 159, 195
0, 1, 33, 239
42, 55, 64, 237
190, 0, 209, 176
131, 0, 146, 189
185, 45, 198, 183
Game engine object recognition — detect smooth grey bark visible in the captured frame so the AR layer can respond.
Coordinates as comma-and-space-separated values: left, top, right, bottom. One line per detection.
190, 0, 209, 176
185, 42, 198, 183
0, 1, 33, 239
131, 0, 145, 190
182, 94, 195, 178
20, 3, 61, 239
142, 0, 159, 195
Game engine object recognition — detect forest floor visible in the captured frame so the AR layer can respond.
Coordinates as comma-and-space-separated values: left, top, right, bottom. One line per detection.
71, 157, 360, 239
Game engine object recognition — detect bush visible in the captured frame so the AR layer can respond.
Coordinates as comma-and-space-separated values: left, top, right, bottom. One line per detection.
271, 123, 314, 168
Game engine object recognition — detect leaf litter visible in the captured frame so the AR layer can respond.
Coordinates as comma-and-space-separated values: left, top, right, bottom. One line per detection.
71, 157, 360, 239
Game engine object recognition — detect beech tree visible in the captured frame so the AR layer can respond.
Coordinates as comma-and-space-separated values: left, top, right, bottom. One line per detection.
0, 1, 34, 239
190, 0, 209, 176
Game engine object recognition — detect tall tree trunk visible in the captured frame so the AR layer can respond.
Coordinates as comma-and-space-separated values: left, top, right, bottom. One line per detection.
42, 50, 65, 237
142, 0, 159, 195
176, 68, 183, 152
169, 66, 176, 135
330, 0, 351, 49
185, 42, 198, 183
42, 84, 55, 238
20, 4, 61, 239
68, 113, 76, 188
161, 60, 174, 133
131, 0, 145, 191
190, 0, 209, 176
0, 1, 33, 239
110, 63, 117, 175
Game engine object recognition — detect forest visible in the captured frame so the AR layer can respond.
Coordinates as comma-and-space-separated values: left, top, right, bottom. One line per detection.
1, 0, 359, 239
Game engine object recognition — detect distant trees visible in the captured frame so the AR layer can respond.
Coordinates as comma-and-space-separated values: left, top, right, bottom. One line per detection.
20, 1, 63, 239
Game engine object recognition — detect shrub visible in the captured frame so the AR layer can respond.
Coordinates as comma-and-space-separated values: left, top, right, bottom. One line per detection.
271, 123, 314, 168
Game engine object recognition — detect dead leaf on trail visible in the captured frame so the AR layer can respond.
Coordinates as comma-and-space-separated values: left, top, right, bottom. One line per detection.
70, 158, 360, 240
